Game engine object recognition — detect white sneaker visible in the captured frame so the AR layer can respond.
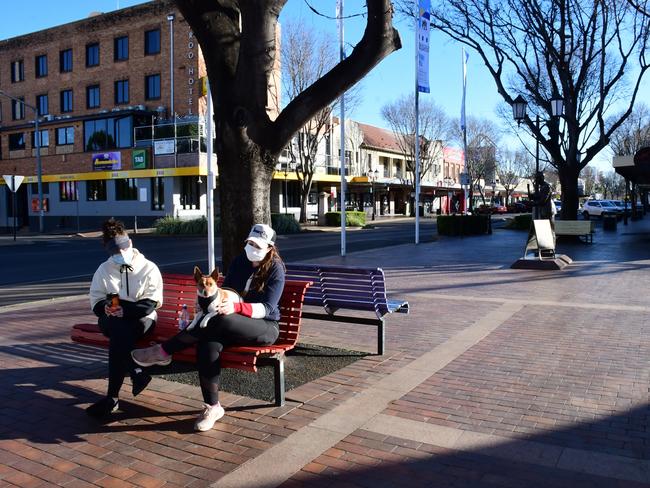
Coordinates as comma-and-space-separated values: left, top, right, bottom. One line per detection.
194, 403, 225, 431
131, 344, 172, 367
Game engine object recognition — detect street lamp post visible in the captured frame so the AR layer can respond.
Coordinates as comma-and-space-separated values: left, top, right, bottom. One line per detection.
367, 169, 379, 220
443, 176, 454, 214
0, 90, 43, 233
512, 94, 564, 194
283, 161, 296, 215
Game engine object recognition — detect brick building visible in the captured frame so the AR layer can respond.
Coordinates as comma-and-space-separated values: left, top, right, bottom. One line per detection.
0, 0, 214, 232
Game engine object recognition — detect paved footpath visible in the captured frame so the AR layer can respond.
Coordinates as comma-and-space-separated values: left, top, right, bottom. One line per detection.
1, 218, 650, 487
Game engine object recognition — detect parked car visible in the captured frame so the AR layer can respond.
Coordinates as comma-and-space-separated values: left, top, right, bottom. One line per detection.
492, 204, 508, 214
474, 204, 493, 215
580, 200, 621, 220
605, 200, 628, 214
507, 201, 532, 213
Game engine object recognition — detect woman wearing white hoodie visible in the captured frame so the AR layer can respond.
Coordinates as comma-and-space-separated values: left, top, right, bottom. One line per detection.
86, 218, 163, 418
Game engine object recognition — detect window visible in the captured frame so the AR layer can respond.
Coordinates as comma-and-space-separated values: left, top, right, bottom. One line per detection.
86, 180, 106, 201
36, 94, 48, 116
115, 178, 138, 200
59, 49, 73, 72
12, 98, 25, 120
144, 29, 161, 55
10, 60, 24, 82
59, 181, 78, 201
30, 182, 49, 194
145, 74, 160, 100
180, 176, 200, 209
151, 177, 165, 210
9, 133, 26, 151
35, 55, 48, 77
86, 84, 100, 109
31, 129, 49, 147
86, 43, 99, 67
56, 126, 74, 145
114, 79, 129, 104
84, 116, 133, 151
60, 89, 73, 112
114, 36, 128, 61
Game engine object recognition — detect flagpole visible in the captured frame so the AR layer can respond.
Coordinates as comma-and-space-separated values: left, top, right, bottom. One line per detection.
414, 9, 420, 244
338, 0, 346, 256
461, 47, 469, 214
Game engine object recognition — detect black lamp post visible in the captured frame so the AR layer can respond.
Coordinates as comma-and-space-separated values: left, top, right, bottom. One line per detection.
512, 94, 564, 193
367, 169, 379, 220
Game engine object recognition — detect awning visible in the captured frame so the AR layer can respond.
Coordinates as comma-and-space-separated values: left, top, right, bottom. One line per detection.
615, 147, 650, 186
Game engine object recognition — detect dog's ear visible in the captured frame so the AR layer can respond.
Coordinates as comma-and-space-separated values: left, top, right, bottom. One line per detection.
193, 266, 203, 282
210, 268, 220, 281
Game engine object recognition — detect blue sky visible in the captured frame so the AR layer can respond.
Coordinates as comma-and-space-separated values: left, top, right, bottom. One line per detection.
3, 0, 646, 170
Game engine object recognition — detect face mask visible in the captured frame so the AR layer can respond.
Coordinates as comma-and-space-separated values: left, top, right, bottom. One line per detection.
112, 247, 134, 266
245, 243, 268, 262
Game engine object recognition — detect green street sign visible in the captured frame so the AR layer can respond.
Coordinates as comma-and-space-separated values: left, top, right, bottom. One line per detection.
132, 149, 149, 169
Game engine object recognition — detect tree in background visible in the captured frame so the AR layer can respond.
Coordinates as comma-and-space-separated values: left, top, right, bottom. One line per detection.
450, 116, 501, 209
608, 104, 650, 156
581, 166, 598, 198
280, 21, 362, 223
497, 149, 531, 205
380, 95, 450, 192
395, 0, 650, 220
176, 0, 401, 266
597, 171, 626, 198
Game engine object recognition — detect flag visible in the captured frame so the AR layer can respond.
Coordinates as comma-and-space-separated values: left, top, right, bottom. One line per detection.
417, 0, 431, 93
460, 48, 469, 131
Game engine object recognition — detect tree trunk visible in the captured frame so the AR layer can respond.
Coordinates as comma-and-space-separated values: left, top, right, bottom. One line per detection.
217, 123, 275, 270
558, 165, 580, 221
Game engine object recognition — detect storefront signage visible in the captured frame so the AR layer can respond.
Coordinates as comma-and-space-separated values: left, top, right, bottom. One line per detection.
187, 31, 197, 114
132, 149, 149, 169
93, 152, 121, 170
154, 139, 175, 155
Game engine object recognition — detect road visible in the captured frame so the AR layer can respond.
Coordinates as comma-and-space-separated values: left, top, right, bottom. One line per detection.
0, 219, 439, 307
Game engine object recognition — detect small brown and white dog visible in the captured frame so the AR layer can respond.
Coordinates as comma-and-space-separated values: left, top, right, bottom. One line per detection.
185, 266, 241, 330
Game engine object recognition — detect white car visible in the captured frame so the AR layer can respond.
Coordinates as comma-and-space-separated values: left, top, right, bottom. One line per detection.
580, 200, 621, 220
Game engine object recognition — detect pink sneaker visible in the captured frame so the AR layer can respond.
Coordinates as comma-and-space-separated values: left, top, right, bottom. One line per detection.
131, 344, 171, 367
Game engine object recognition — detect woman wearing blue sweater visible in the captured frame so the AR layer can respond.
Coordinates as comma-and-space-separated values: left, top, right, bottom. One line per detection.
132, 224, 285, 431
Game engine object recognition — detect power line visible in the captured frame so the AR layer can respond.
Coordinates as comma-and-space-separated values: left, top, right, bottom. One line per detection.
303, 0, 366, 20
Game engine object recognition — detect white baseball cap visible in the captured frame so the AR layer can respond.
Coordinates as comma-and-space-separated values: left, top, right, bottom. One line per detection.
245, 223, 276, 249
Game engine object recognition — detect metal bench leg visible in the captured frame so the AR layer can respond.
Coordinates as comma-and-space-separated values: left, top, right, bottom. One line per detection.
378, 318, 385, 355
272, 355, 285, 406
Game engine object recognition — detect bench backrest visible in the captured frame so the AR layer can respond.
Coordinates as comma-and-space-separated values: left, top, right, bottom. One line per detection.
285, 264, 392, 318
555, 220, 594, 233
159, 273, 309, 348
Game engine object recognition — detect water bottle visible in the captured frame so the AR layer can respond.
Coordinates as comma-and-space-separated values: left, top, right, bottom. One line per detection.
178, 304, 190, 330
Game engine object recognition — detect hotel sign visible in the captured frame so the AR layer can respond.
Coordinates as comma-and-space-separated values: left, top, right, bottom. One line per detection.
92, 152, 121, 170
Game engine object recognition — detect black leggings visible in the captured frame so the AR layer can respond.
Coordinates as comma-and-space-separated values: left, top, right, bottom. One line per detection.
161, 313, 279, 405
99, 315, 154, 398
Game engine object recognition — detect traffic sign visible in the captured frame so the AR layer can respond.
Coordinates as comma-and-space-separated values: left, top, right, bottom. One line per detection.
3, 175, 24, 193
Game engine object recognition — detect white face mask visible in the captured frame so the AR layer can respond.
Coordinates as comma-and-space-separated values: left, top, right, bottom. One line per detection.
245, 243, 268, 262
112, 247, 134, 266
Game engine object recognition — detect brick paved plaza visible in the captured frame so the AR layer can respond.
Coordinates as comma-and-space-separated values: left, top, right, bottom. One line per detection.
1, 219, 650, 487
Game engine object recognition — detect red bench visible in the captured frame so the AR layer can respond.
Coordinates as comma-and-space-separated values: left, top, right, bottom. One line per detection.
71, 274, 310, 406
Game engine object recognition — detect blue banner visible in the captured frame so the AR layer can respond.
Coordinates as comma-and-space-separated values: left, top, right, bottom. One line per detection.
417, 0, 431, 93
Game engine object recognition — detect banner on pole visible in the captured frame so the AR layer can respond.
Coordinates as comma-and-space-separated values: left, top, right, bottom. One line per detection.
417, 0, 431, 93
